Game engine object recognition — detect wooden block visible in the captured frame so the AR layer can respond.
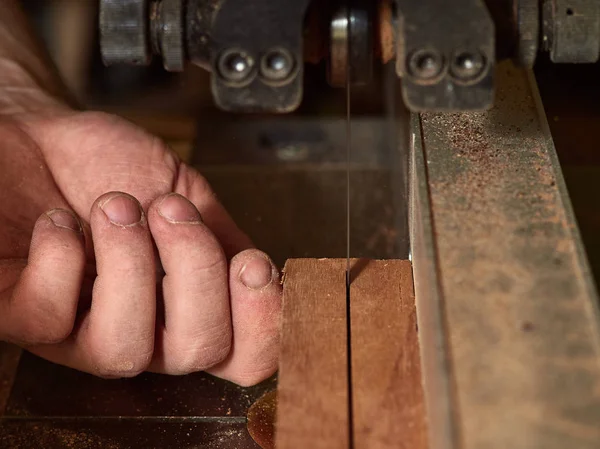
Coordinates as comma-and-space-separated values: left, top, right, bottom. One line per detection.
275, 259, 349, 449
276, 259, 427, 449
350, 259, 428, 449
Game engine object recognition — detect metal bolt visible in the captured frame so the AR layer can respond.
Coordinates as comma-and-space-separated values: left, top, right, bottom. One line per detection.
269, 55, 287, 72
230, 56, 248, 73
260, 48, 295, 83
407, 49, 444, 81
450, 51, 486, 83
100, 0, 151, 66
218, 49, 254, 83
158, 0, 185, 72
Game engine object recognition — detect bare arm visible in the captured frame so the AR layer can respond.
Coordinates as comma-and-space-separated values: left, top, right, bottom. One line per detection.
0, 0, 70, 116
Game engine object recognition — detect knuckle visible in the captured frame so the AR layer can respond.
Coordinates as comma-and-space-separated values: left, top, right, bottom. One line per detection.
9, 276, 76, 345
33, 326, 72, 346
76, 111, 120, 128
175, 164, 215, 200
167, 329, 232, 375
230, 354, 278, 387
191, 254, 227, 281
231, 369, 275, 388
88, 341, 153, 379
92, 354, 152, 379
17, 308, 74, 345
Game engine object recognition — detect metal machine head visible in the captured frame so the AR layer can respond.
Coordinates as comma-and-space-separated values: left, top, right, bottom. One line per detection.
99, 0, 600, 113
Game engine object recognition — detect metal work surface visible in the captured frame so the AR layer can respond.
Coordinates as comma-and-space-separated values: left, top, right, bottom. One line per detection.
0, 349, 274, 448
412, 61, 600, 449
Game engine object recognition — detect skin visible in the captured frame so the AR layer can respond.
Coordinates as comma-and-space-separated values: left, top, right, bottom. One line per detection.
0, 1, 281, 386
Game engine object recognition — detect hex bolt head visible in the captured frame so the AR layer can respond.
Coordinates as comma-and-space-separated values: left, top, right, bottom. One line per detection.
407, 49, 444, 82
100, 0, 151, 66
260, 48, 295, 83
217, 49, 255, 84
450, 50, 487, 83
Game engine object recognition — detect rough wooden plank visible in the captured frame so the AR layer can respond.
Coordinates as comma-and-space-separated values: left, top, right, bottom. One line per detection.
276, 259, 349, 449
350, 259, 428, 449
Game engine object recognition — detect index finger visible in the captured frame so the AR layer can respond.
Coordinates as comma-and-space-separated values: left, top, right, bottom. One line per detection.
172, 164, 253, 258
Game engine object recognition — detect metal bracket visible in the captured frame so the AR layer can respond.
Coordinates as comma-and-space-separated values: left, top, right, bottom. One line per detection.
543, 0, 600, 63
210, 0, 312, 113
394, 0, 495, 111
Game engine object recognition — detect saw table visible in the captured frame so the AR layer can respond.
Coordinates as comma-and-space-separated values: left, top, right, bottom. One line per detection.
3, 0, 600, 447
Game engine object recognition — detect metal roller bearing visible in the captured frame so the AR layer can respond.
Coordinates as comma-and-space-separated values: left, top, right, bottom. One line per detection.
328, 1, 374, 88
513, 0, 539, 68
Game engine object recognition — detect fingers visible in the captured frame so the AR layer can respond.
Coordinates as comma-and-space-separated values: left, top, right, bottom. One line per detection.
208, 249, 282, 387
84, 192, 157, 375
146, 193, 231, 375
7, 190, 280, 384
32, 193, 157, 378
0, 209, 85, 345
174, 164, 254, 258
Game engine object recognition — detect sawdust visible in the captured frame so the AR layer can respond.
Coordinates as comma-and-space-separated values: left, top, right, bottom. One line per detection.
0, 423, 120, 449
417, 64, 580, 356
421, 80, 567, 249
205, 428, 247, 449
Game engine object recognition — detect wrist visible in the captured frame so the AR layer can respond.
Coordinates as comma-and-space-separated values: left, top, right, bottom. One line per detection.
0, 0, 73, 120
0, 59, 71, 118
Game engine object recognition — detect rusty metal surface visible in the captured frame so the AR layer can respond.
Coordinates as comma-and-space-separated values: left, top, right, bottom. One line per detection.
414, 61, 600, 449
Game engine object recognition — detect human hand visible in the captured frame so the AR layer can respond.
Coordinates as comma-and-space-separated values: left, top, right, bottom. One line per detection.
0, 110, 281, 386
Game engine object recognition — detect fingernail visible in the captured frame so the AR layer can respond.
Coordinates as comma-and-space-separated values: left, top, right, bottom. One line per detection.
99, 193, 143, 226
46, 209, 82, 233
158, 194, 202, 224
240, 255, 274, 290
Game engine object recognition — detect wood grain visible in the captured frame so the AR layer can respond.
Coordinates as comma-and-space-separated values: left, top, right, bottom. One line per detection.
276, 259, 427, 449
275, 259, 349, 449
350, 259, 428, 449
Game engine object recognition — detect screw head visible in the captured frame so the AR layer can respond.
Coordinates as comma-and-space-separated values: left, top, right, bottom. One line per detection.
260, 48, 295, 83
407, 49, 444, 82
230, 56, 249, 73
218, 49, 255, 84
450, 50, 487, 83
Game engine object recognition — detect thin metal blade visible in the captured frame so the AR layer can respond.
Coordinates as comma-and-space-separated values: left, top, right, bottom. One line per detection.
346, 90, 351, 283
345, 6, 354, 449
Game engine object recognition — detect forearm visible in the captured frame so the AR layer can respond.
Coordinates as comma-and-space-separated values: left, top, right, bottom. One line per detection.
0, 0, 71, 116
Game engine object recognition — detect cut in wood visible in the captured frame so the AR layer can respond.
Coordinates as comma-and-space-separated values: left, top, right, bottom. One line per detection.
275, 259, 349, 449
275, 258, 428, 449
